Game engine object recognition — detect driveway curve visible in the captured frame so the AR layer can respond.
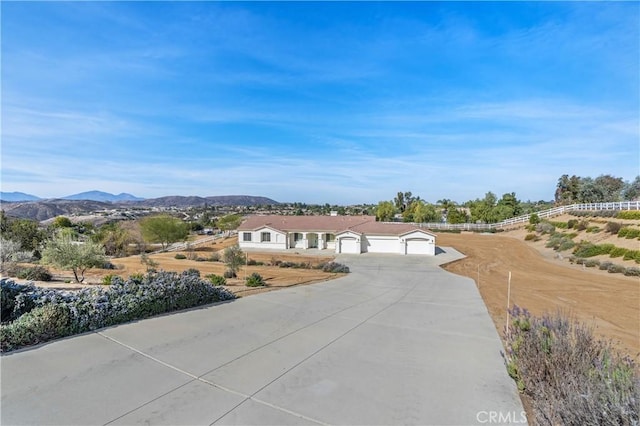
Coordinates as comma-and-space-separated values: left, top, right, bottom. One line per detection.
1, 248, 525, 425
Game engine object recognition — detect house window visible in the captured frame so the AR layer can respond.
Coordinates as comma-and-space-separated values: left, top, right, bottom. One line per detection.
242, 232, 252, 242
325, 233, 335, 242
293, 233, 302, 242
261, 232, 271, 242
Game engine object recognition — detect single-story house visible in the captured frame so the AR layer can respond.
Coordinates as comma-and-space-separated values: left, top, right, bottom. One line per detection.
237, 215, 436, 256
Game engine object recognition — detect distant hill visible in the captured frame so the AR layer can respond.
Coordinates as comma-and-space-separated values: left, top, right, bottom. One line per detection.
1, 200, 114, 221
62, 191, 144, 202
206, 195, 279, 206
136, 195, 279, 208
0, 192, 41, 202
1, 194, 279, 221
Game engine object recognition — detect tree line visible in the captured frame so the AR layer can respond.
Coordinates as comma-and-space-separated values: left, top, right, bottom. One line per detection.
554, 174, 639, 205
374, 174, 639, 224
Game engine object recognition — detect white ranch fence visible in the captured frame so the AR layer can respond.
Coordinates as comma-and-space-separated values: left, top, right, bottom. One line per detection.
402, 201, 640, 232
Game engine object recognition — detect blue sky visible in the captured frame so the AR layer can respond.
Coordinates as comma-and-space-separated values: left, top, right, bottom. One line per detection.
2, 2, 638, 204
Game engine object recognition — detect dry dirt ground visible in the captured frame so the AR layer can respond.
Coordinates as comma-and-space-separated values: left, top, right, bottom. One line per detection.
438, 230, 639, 360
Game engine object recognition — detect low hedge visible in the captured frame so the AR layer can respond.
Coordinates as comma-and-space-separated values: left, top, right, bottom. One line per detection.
572, 242, 614, 258
0, 272, 235, 352
618, 227, 640, 239
617, 211, 640, 220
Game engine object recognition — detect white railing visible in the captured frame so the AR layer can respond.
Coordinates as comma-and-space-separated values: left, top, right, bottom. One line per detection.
402, 201, 639, 231
153, 234, 222, 254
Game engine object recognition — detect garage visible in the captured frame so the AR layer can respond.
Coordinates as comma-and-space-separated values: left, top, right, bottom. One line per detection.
405, 238, 432, 255
363, 236, 398, 253
338, 237, 361, 254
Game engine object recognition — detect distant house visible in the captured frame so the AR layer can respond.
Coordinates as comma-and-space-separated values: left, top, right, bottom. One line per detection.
237, 215, 436, 255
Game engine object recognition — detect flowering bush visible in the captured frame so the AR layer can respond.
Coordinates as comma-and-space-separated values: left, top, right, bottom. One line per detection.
0, 272, 235, 352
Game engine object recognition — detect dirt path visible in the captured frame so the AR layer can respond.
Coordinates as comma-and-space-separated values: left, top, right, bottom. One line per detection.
438, 232, 639, 359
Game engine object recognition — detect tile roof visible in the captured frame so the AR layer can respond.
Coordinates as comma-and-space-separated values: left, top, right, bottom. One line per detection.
238, 215, 435, 237
348, 221, 435, 236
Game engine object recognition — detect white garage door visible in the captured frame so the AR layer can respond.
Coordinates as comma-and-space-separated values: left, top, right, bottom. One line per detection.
406, 238, 430, 255
339, 237, 360, 254
366, 237, 398, 253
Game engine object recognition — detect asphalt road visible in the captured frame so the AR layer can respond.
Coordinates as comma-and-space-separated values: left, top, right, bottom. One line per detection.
1, 249, 525, 425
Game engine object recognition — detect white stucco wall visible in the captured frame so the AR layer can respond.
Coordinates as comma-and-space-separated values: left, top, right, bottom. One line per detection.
238, 228, 287, 250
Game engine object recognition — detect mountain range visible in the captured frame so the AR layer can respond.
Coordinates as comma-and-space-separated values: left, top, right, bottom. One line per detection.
0, 190, 143, 202
0, 191, 280, 221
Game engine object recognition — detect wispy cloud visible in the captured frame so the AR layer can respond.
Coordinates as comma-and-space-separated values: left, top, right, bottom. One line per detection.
1, 2, 637, 204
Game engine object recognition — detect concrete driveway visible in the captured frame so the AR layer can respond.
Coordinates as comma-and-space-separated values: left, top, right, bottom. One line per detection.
1, 248, 525, 425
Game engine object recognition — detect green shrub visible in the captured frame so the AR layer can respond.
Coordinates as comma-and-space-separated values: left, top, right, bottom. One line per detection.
223, 269, 236, 279
525, 224, 537, 232
205, 274, 226, 286
15, 266, 52, 282
548, 221, 568, 229
585, 226, 600, 233
546, 233, 576, 252
573, 242, 615, 258
1, 280, 36, 323
598, 244, 615, 254
605, 222, 623, 234
620, 228, 640, 239
609, 247, 628, 258
558, 240, 576, 251
572, 242, 598, 257
567, 219, 578, 229
524, 233, 537, 241
503, 306, 639, 425
624, 267, 640, 277
245, 272, 266, 287
0, 303, 71, 352
529, 213, 540, 225
617, 211, 640, 220
622, 250, 640, 263
101, 274, 119, 285
607, 264, 626, 274
174, 253, 187, 260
